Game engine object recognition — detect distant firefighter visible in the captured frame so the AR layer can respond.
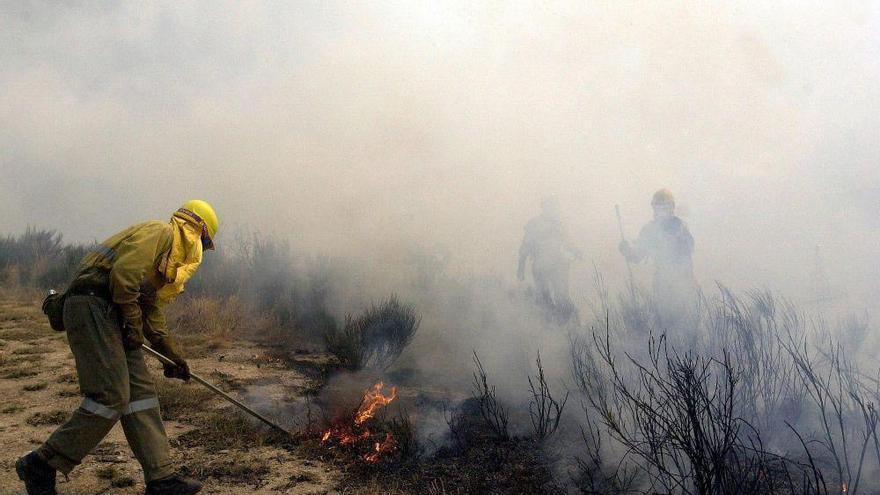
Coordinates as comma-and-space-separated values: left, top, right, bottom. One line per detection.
619, 189, 697, 326
518, 197, 581, 321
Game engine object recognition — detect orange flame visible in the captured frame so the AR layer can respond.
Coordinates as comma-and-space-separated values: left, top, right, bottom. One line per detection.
355, 382, 398, 425
320, 382, 399, 464
364, 432, 397, 463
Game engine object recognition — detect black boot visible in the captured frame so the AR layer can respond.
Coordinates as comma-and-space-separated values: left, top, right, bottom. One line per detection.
145, 474, 202, 495
15, 451, 57, 495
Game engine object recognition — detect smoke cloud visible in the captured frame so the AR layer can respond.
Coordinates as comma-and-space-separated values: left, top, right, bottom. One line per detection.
2, 2, 878, 316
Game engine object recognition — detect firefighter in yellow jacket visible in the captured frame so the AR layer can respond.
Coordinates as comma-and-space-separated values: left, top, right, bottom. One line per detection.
16, 200, 218, 495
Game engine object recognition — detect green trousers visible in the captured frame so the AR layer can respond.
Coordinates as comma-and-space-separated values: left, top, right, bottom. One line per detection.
37, 295, 174, 482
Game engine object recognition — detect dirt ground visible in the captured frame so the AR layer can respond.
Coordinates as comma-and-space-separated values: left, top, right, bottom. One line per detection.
0, 294, 341, 495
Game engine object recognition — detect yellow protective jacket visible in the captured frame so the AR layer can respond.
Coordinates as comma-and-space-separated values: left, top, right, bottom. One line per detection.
68, 213, 204, 347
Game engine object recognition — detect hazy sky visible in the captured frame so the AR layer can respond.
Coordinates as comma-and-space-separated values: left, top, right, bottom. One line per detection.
2, 1, 878, 308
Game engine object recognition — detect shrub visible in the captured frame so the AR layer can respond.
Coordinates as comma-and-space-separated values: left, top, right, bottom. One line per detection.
0, 227, 86, 288
324, 296, 421, 371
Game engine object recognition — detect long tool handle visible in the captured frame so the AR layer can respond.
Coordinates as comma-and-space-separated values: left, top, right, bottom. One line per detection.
142, 344, 290, 435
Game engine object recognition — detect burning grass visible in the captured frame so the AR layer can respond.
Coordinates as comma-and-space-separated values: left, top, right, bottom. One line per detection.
321, 382, 401, 464
315, 369, 563, 494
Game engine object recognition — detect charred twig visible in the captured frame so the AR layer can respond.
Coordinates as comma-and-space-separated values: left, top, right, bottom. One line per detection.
471, 351, 510, 440
528, 352, 569, 442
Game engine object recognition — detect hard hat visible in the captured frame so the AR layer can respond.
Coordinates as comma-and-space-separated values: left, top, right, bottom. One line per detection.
178, 200, 219, 249
651, 189, 675, 208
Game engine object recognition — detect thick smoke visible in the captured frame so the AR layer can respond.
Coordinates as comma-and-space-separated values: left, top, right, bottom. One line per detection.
2, 2, 878, 309
3, 2, 879, 489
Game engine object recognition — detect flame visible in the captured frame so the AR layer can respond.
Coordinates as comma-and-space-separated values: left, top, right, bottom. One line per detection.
355, 382, 398, 425
364, 432, 397, 463
320, 382, 399, 464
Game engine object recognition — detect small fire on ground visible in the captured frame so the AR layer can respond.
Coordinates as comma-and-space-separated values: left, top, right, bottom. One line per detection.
321, 382, 399, 463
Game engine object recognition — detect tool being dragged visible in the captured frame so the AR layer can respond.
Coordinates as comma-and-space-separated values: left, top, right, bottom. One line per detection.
142, 344, 291, 436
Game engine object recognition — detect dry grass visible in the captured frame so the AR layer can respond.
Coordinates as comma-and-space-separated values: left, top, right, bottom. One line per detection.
95, 465, 118, 480
2, 368, 39, 379
95, 465, 136, 488
111, 476, 136, 488
23, 382, 47, 391
165, 295, 270, 359
2, 404, 24, 414
156, 378, 217, 421
12, 346, 52, 355
27, 410, 69, 426
168, 296, 246, 338
174, 408, 285, 452
57, 372, 77, 384
7, 354, 45, 365
185, 451, 272, 483
0, 325, 53, 341
57, 387, 79, 398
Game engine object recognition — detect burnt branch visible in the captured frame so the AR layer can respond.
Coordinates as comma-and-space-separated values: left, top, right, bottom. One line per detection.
472, 351, 510, 440
528, 352, 569, 442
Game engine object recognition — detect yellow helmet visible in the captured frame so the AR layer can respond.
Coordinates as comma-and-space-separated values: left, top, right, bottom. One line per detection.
178, 200, 219, 249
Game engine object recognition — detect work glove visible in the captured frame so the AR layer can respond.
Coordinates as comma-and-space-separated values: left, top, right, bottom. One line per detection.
163, 359, 190, 382
151, 338, 191, 382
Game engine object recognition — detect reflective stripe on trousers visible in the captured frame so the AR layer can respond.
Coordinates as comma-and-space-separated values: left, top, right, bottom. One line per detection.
80, 396, 159, 421
80, 398, 120, 421
123, 397, 160, 415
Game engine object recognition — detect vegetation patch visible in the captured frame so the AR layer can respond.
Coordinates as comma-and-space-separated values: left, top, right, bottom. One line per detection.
57, 387, 80, 398
7, 354, 45, 365
175, 408, 288, 451
57, 372, 77, 384
324, 296, 420, 371
2, 404, 24, 414
156, 379, 217, 421
277, 471, 319, 490
12, 346, 53, 355
0, 327, 51, 341
27, 410, 69, 426
2, 368, 38, 379
111, 476, 136, 488
184, 452, 272, 484
95, 465, 118, 480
